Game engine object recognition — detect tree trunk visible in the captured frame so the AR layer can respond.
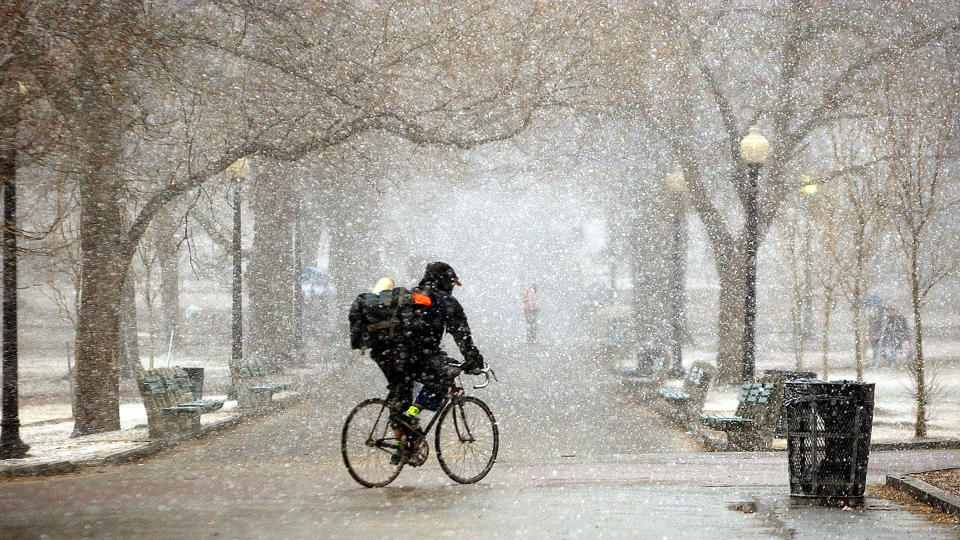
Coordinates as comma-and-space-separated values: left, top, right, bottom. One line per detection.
292, 200, 304, 365
715, 255, 746, 383
73, 179, 125, 436
791, 290, 804, 371
821, 291, 834, 380
155, 208, 182, 354
909, 257, 926, 438
851, 228, 866, 381
248, 171, 296, 373
118, 271, 142, 379
71, 47, 129, 434
852, 299, 864, 382
851, 272, 865, 382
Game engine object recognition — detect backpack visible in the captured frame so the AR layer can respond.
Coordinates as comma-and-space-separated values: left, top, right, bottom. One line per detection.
349, 287, 431, 350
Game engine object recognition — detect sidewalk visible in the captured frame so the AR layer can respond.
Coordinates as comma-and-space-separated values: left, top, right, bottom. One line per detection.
2, 368, 958, 536
605, 361, 960, 532
473, 450, 960, 538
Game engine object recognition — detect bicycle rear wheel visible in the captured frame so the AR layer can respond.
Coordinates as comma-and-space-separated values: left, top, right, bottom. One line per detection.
341, 398, 403, 487
435, 396, 498, 484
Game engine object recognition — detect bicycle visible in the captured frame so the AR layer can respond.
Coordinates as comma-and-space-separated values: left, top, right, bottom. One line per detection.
341, 365, 499, 487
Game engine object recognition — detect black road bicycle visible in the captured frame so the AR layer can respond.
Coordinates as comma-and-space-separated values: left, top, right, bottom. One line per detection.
341, 365, 499, 487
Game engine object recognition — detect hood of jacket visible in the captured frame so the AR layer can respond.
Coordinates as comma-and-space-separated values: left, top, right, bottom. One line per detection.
418, 261, 460, 293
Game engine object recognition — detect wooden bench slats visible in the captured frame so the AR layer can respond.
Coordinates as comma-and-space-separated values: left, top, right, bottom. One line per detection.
253, 381, 291, 389
164, 399, 225, 414
234, 361, 291, 411
138, 367, 224, 439
654, 361, 714, 418
658, 388, 689, 402
250, 383, 291, 392
613, 366, 640, 377
699, 381, 776, 450
700, 415, 757, 430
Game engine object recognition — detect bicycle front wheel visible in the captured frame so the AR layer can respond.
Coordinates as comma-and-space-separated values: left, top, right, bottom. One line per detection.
435, 396, 499, 484
341, 398, 403, 487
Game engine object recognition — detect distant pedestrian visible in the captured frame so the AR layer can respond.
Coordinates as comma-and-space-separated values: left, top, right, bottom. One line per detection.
522, 285, 539, 343
869, 303, 909, 369
868, 304, 888, 369
880, 309, 909, 368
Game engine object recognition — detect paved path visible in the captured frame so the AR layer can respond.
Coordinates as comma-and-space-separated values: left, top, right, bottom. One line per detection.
1, 343, 957, 538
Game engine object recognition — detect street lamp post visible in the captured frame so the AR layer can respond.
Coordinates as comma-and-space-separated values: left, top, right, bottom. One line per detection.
226, 157, 248, 383
0, 82, 29, 459
665, 167, 687, 377
739, 125, 770, 382
800, 176, 819, 346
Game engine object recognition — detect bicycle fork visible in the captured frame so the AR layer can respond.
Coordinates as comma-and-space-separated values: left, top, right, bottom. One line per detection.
452, 401, 476, 443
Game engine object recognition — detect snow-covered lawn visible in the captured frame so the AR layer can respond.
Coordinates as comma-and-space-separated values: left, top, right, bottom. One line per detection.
675, 346, 959, 444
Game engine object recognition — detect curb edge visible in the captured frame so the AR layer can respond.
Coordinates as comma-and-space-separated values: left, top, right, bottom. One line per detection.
886, 472, 960, 517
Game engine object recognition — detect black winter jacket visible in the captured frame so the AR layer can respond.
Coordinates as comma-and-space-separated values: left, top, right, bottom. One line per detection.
408, 287, 482, 369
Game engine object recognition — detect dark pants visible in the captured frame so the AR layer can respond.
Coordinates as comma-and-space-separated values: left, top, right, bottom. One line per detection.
408, 353, 459, 407
370, 348, 413, 413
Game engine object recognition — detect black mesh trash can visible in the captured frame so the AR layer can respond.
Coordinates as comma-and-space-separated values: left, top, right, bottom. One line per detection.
182, 367, 205, 401
784, 380, 874, 501
763, 369, 817, 437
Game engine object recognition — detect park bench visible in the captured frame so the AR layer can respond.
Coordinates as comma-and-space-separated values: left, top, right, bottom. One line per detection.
656, 361, 714, 418
233, 362, 291, 412
761, 369, 817, 437
138, 367, 224, 439
628, 353, 670, 388
615, 349, 671, 392
700, 381, 777, 450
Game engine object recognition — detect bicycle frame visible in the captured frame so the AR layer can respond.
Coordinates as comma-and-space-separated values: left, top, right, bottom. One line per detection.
399, 383, 461, 448
365, 368, 497, 455
344, 367, 498, 486
388, 370, 491, 449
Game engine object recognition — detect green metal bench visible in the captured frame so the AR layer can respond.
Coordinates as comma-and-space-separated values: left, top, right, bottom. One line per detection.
138, 367, 224, 439
761, 369, 817, 437
627, 353, 670, 388
233, 362, 291, 412
700, 381, 777, 450
656, 361, 714, 418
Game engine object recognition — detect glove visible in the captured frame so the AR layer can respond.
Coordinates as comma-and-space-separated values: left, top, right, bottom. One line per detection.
462, 353, 485, 375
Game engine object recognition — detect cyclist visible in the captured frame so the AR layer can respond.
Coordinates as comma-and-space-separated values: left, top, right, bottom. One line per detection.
401, 262, 486, 428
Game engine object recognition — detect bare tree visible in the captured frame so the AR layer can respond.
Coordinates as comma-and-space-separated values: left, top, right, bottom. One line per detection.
600, 1, 960, 380
807, 193, 846, 381
10, 0, 596, 435
825, 126, 892, 381
770, 195, 816, 372
880, 69, 960, 437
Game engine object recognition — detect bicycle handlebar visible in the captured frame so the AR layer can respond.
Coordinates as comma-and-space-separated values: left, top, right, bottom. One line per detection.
449, 362, 498, 389
472, 367, 497, 389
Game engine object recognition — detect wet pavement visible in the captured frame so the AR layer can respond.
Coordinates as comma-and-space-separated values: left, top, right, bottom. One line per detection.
1, 342, 957, 538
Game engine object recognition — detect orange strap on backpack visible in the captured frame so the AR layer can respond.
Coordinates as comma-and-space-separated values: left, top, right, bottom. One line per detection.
412, 292, 432, 306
